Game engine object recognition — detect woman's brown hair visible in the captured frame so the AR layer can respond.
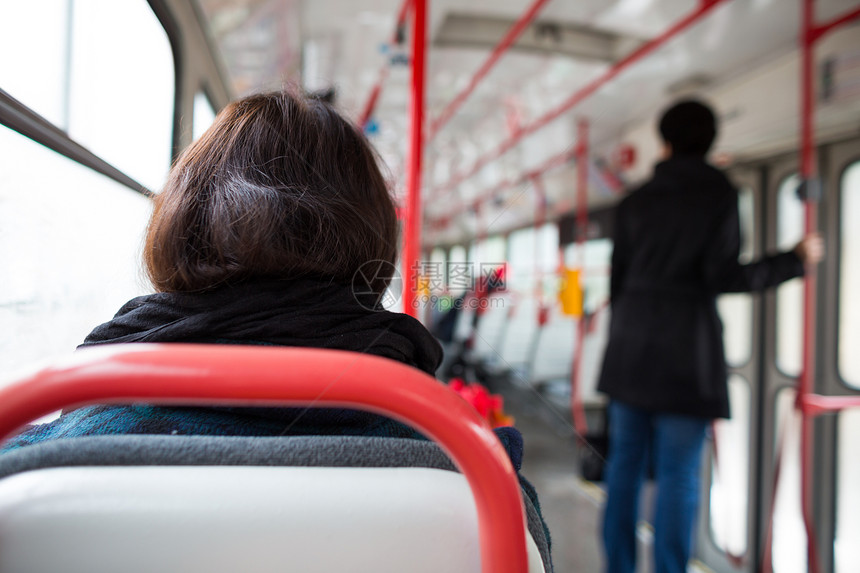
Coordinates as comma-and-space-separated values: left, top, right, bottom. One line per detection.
144, 90, 398, 294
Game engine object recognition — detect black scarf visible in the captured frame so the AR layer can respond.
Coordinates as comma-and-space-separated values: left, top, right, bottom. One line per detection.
81, 278, 442, 375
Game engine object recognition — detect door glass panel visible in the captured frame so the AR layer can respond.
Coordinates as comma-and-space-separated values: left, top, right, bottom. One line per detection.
0, 124, 152, 380
839, 162, 860, 388
776, 174, 804, 377
772, 388, 806, 573
710, 375, 751, 556
719, 187, 755, 367
835, 408, 860, 572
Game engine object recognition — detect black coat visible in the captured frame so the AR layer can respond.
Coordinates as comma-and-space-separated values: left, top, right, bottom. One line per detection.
597, 156, 804, 419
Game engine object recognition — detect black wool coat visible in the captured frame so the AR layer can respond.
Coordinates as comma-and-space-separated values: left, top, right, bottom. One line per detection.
597, 156, 805, 419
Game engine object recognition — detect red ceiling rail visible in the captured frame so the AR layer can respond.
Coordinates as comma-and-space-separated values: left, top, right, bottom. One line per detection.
0, 344, 530, 573
430, 0, 731, 200
426, 0, 553, 140
358, 0, 413, 128
429, 142, 577, 224
402, 0, 428, 317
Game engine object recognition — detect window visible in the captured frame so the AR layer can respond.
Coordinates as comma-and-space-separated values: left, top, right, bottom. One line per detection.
710, 376, 751, 556
718, 188, 755, 366
448, 245, 467, 295
193, 91, 217, 141
838, 162, 860, 387
428, 247, 447, 293
0, 1, 71, 127
835, 408, 860, 572
507, 228, 536, 295
772, 388, 806, 573
68, 0, 175, 190
776, 174, 804, 376
0, 125, 152, 379
0, 1, 175, 192
564, 238, 612, 313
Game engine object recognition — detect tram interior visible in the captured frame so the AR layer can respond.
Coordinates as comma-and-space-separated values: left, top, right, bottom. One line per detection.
1, 1, 860, 572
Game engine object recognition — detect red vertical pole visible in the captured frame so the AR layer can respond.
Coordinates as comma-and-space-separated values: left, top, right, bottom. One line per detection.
402, 0, 427, 318
570, 118, 589, 438
798, 0, 821, 571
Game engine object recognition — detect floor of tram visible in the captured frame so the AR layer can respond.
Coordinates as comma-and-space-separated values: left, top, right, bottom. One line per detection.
499, 380, 714, 573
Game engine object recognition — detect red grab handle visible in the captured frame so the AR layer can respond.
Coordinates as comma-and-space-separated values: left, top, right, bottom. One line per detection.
0, 344, 529, 573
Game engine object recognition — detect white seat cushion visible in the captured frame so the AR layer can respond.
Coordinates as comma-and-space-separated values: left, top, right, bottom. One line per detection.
0, 466, 545, 573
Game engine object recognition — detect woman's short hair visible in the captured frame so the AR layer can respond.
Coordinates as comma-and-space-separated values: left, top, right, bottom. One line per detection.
144, 90, 398, 294
658, 99, 717, 156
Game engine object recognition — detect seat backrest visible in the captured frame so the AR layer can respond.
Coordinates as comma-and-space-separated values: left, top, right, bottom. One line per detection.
473, 293, 511, 363
530, 304, 576, 384
0, 465, 545, 573
0, 435, 550, 573
0, 345, 540, 573
498, 296, 539, 367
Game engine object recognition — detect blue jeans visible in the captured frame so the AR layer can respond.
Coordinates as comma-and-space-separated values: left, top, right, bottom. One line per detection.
602, 401, 709, 573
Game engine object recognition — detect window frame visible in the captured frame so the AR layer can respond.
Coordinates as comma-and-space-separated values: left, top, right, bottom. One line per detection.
835, 155, 860, 390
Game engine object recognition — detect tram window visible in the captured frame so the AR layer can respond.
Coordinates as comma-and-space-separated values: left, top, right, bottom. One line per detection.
536, 223, 559, 300
0, 1, 70, 127
193, 91, 217, 142
709, 375, 750, 556
507, 227, 535, 294
776, 174, 804, 377
474, 236, 506, 269
564, 238, 612, 313
838, 162, 860, 387
718, 187, 755, 367
67, 0, 175, 191
428, 247, 447, 293
0, 125, 151, 379
835, 408, 860, 572
772, 388, 806, 573
448, 245, 467, 295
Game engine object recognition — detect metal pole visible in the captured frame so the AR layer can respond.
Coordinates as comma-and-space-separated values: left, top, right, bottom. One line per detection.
427, 0, 552, 139
402, 0, 427, 318
570, 118, 589, 438
798, 1, 821, 571
431, 0, 730, 199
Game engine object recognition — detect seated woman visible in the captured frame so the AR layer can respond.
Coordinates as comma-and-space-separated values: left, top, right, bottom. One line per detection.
0, 90, 551, 563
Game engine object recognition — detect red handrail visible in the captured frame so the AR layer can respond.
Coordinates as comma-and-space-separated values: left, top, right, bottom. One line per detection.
427, 0, 552, 140
358, 0, 413, 128
0, 344, 529, 573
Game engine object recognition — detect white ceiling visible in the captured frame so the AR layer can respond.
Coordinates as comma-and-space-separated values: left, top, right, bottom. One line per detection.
197, 0, 860, 244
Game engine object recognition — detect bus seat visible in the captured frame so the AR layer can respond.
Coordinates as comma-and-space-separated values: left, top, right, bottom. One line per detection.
0, 435, 549, 573
530, 304, 576, 387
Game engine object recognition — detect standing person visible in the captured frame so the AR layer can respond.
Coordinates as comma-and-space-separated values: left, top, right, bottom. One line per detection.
597, 99, 824, 573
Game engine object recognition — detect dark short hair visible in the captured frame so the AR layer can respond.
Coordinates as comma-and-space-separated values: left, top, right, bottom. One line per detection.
144, 90, 397, 294
658, 99, 717, 156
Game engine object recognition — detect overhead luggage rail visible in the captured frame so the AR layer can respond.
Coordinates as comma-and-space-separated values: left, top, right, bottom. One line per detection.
0, 344, 530, 573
